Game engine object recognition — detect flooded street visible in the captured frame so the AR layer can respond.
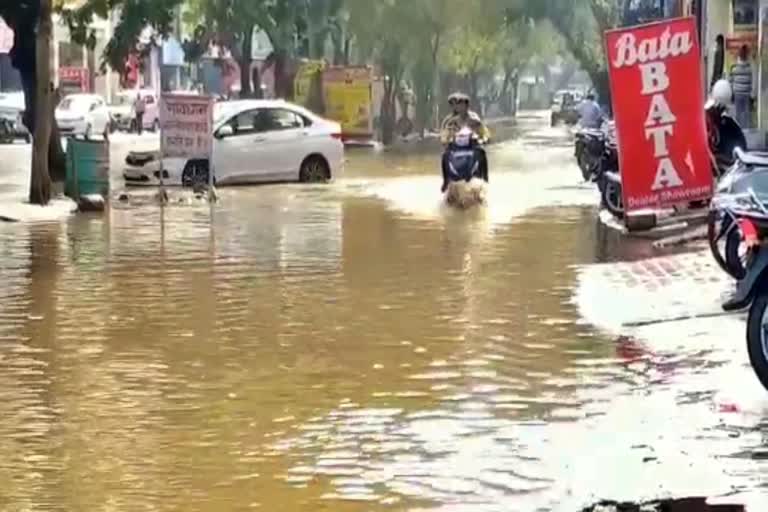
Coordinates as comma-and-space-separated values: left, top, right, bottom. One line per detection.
1, 115, 767, 511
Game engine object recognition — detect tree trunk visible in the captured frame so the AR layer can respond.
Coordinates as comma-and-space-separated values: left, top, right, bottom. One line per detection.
381, 80, 396, 145
30, 0, 53, 206
272, 52, 293, 99
48, 101, 65, 182
510, 73, 519, 117
251, 66, 263, 99
238, 28, 254, 98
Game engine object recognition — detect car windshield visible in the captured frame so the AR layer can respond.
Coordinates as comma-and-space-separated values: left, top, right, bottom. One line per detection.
58, 97, 89, 111
112, 94, 133, 107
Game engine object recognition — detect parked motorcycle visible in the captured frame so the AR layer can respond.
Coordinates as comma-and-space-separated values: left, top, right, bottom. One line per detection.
442, 126, 488, 209
707, 149, 768, 279
721, 173, 768, 390
574, 128, 606, 182
706, 80, 752, 278
591, 122, 624, 218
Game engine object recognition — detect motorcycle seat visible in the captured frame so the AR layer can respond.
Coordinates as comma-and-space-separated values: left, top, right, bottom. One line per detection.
578, 129, 604, 138
735, 147, 768, 167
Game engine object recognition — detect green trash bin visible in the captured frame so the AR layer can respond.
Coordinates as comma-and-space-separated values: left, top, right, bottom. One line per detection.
65, 138, 110, 200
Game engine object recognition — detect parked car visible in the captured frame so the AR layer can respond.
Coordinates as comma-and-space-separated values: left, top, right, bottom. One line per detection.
55, 93, 112, 139
551, 89, 582, 126
123, 99, 344, 186
108, 89, 159, 132
0, 91, 30, 143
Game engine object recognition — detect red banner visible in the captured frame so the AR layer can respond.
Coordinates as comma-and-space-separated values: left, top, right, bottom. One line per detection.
605, 17, 712, 212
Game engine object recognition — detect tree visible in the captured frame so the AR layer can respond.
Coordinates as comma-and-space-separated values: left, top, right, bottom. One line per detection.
30, 0, 52, 206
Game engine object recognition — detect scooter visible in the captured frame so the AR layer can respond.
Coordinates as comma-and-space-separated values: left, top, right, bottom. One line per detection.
442, 127, 488, 209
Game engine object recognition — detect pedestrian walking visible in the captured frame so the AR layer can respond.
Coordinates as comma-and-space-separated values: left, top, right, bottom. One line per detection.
730, 44, 755, 128
134, 92, 145, 135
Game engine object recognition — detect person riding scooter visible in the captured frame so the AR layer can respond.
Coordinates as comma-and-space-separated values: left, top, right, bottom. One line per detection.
440, 93, 490, 192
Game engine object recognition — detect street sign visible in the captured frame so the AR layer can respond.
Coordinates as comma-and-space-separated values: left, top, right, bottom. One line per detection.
159, 93, 213, 160
605, 17, 712, 213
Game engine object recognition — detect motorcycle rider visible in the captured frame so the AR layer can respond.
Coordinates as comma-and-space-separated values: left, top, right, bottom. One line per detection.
576, 93, 604, 129
440, 92, 490, 192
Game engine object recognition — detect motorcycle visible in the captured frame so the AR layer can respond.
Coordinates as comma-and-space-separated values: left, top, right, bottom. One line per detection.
574, 127, 606, 182
707, 148, 767, 279
592, 122, 624, 218
443, 126, 488, 209
706, 80, 751, 278
721, 177, 768, 390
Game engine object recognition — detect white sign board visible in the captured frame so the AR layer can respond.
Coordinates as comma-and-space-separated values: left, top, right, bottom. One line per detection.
160, 94, 213, 160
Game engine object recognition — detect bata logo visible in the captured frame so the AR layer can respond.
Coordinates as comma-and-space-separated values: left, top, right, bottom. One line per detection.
612, 27, 693, 68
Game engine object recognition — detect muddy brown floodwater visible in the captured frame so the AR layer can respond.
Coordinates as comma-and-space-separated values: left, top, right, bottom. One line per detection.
0, 119, 764, 511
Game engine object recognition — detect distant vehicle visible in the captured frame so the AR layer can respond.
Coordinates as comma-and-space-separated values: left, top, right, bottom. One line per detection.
0, 91, 30, 143
123, 99, 344, 187
550, 89, 581, 126
55, 93, 111, 139
108, 89, 159, 132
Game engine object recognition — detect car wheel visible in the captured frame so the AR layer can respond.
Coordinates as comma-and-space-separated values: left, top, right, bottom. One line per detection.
84, 123, 92, 140
299, 156, 331, 183
152, 119, 160, 132
181, 160, 210, 188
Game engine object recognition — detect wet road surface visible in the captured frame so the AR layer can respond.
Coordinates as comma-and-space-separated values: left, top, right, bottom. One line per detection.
0, 114, 766, 511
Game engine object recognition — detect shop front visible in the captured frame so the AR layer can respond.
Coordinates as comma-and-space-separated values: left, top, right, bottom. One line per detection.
703, 0, 766, 147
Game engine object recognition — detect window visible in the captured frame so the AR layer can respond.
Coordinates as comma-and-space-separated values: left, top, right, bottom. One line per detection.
226, 109, 259, 135
263, 109, 304, 131
144, 95, 155, 105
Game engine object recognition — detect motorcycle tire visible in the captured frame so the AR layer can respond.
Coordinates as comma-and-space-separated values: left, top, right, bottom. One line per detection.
577, 152, 592, 181
746, 290, 768, 391
724, 226, 754, 280
601, 179, 624, 219
707, 210, 732, 275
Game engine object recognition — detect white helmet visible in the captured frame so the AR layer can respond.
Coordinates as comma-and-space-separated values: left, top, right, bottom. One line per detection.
711, 79, 733, 106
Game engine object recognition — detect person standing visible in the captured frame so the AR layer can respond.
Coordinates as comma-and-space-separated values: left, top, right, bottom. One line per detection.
730, 44, 755, 128
134, 92, 145, 135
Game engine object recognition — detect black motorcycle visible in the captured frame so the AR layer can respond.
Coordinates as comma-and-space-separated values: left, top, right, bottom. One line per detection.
593, 123, 624, 218
575, 128, 606, 182
705, 101, 750, 278
707, 149, 768, 279
721, 173, 768, 391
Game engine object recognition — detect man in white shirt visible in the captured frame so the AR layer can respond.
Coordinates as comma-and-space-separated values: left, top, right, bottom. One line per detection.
577, 93, 604, 129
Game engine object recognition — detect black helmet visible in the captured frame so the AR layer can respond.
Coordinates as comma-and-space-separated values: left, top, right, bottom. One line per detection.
448, 92, 470, 105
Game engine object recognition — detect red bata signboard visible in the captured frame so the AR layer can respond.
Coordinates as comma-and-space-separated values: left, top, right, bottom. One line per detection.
605, 17, 712, 212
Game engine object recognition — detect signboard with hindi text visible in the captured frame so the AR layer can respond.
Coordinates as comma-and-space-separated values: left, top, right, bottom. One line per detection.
605, 17, 712, 213
159, 94, 213, 160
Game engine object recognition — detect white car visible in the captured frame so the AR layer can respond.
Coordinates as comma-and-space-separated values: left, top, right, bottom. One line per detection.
123, 99, 344, 186
108, 89, 160, 132
55, 93, 112, 139
0, 91, 30, 143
